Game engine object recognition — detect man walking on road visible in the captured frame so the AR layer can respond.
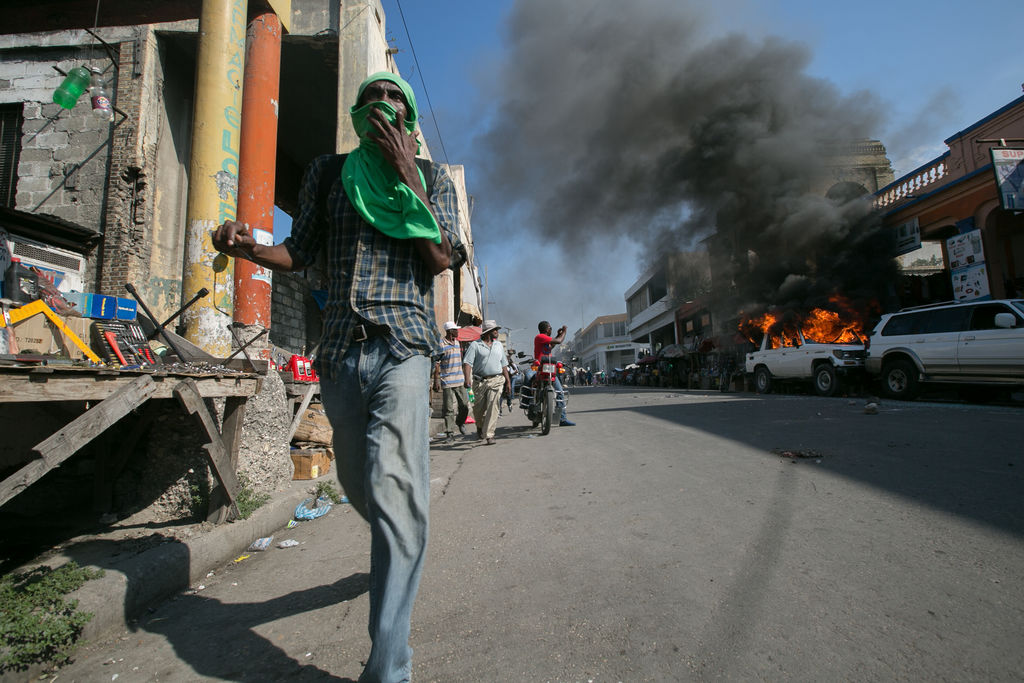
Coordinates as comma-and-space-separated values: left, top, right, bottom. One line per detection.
463, 320, 510, 445
433, 321, 469, 442
213, 71, 462, 683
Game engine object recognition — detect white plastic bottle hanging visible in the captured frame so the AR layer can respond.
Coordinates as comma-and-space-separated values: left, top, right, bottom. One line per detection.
89, 68, 113, 121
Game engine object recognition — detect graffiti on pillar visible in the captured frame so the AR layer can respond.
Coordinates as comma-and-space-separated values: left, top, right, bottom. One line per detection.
217, 0, 246, 225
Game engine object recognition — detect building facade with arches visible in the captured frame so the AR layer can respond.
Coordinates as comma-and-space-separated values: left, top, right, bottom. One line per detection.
876, 94, 1024, 303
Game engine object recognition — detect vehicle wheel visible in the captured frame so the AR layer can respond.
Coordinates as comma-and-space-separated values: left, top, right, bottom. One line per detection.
754, 366, 772, 394
813, 364, 839, 397
881, 359, 919, 400
541, 388, 554, 435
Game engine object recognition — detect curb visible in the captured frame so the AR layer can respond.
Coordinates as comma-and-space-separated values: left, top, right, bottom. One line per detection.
67, 482, 313, 644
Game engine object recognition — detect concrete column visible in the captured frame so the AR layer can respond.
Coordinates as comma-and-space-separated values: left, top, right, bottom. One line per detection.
233, 12, 282, 334
182, 0, 248, 355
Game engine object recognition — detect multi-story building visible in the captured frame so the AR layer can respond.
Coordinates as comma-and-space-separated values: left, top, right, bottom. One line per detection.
0, 0, 481, 358
875, 95, 1024, 304
572, 313, 639, 372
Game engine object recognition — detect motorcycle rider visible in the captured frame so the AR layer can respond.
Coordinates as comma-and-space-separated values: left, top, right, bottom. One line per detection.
532, 321, 575, 427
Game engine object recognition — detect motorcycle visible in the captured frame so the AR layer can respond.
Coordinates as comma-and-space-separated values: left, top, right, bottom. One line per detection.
518, 355, 567, 435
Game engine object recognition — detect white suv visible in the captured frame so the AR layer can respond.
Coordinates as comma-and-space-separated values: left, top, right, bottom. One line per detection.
865, 299, 1024, 400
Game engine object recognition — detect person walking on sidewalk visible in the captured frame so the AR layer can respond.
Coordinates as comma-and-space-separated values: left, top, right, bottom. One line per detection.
463, 320, 510, 445
212, 71, 463, 683
432, 321, 469, 442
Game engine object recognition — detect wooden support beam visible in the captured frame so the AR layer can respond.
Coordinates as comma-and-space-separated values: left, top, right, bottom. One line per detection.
285, 382, 317, 443
0, 375, 156, 508
173, 379, 241, 522
205, 395, 247, 522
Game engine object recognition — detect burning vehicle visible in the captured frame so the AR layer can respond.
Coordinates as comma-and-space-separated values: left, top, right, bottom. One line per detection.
741, 298, 869, 397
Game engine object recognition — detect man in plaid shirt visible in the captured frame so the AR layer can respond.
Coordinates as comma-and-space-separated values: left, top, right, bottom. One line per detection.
214, 71, 462, 683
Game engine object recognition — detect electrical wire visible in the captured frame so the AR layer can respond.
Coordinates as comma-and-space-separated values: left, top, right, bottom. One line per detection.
392, 0, 450, 168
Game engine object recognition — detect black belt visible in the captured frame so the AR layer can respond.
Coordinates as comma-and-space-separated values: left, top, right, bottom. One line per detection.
351, 321, 390, 342
475, 374, 502, 379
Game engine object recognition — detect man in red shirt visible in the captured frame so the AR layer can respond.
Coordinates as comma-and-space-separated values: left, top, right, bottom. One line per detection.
534, 320, 566, 360
533, 321, 575, 426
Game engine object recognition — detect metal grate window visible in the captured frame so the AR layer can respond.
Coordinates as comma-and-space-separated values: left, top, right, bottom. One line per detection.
0, 104, 23, 207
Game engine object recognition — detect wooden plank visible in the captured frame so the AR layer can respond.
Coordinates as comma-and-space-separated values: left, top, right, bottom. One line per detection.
206, 395, 247, 522
0, 375, 156, 508
285, 382, 317, 443
0, 370, 259, 402
173, 379, 241, 522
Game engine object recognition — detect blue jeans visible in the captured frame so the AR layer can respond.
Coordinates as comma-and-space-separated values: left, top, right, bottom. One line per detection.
319, 338, 430, 683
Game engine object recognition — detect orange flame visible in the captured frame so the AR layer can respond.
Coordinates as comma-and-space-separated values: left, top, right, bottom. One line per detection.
740, 295, 872, 345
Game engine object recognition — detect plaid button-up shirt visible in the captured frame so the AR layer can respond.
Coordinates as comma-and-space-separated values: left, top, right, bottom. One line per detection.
284, 153, 463, 368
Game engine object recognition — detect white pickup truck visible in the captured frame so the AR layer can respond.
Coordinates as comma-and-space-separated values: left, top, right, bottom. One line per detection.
745, 331, 866, 396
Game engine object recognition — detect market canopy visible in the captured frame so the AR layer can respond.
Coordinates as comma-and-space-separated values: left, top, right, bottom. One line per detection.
457, 326, 481, 341
659, 344, 685, 358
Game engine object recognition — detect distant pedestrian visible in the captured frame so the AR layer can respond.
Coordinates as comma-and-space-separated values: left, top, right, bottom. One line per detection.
432, 321, 469, 442
463, 320, 510, 445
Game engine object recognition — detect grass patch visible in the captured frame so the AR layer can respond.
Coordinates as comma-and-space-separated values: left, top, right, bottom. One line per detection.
313, 480, 344, 504
0, 561, 105, 673
235, 473, 270, 520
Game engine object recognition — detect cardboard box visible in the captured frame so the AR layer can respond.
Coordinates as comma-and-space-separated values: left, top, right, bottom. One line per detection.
292, 403, 333, 445
8, 315, 58, 354
290, 448, 333, 480
4, 311, 95, 359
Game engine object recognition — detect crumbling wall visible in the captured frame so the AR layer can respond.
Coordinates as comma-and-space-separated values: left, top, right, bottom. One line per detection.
270, 270, 320, 355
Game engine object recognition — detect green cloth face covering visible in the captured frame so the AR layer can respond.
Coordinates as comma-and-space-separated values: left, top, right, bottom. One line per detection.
341, 73, 441, 243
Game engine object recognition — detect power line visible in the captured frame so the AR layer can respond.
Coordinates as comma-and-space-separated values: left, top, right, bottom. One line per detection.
392, 0, 451, 167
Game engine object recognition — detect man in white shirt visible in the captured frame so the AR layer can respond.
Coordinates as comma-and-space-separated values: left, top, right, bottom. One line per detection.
462, 320, 510, 445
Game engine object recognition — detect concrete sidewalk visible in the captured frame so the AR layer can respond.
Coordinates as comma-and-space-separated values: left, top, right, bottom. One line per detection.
59, 418, 446, 644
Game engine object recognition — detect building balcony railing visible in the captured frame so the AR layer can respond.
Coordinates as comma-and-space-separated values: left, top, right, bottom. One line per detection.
874, 152, 950, 209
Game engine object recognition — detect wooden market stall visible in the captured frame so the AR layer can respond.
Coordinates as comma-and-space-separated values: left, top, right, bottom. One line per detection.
0, 363, 262, 524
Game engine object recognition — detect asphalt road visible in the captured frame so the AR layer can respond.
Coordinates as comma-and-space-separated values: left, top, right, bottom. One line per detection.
49, 386, 1024, 682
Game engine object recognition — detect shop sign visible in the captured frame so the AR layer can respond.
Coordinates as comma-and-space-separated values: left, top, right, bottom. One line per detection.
947, 229, 991, 302
991, 148, 1024, 210
892, 217, 920, 256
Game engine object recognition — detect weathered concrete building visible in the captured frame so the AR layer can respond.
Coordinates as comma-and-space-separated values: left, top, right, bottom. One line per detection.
1, 0, 481, 360
0, 0, 482, 522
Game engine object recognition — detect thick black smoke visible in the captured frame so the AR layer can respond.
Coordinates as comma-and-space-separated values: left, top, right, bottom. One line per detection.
475, 0, 899, 325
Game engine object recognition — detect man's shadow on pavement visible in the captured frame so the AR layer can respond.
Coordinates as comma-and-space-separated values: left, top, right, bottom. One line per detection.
136, 570, 369, 682
61, 536, 367, 682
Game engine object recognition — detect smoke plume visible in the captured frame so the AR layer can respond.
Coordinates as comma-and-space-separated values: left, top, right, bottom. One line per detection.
474, 0, 899, 326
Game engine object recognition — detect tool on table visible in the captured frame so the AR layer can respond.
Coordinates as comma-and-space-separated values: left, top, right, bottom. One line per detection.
227, 325, 258, 372
223, 328, 268, 365
93, 321, 153, 368
124, 283, 188, 361
102, 329, 130, 365
150, 287, 209, 340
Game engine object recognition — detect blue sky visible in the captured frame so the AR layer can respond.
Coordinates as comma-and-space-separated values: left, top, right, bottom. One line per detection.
281, 0, 1023, 351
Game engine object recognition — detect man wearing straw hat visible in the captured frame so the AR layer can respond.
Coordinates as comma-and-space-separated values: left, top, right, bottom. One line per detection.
462, 320, 510, 445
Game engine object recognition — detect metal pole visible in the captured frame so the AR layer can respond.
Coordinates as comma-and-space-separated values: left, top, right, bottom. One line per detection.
181, 0, 248, 355
234, 11, 281, 329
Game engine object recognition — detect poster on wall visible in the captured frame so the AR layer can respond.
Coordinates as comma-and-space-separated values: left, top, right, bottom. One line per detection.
951, 263, 991, 301
946, 229, 984, 270
947, 229, 991, 302
991, 148, 1024, 210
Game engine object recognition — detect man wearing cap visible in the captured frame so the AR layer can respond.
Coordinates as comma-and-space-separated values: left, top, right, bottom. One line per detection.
462, 320, 510, 445
213, 71, 463, 683
432, 321, 469, 442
